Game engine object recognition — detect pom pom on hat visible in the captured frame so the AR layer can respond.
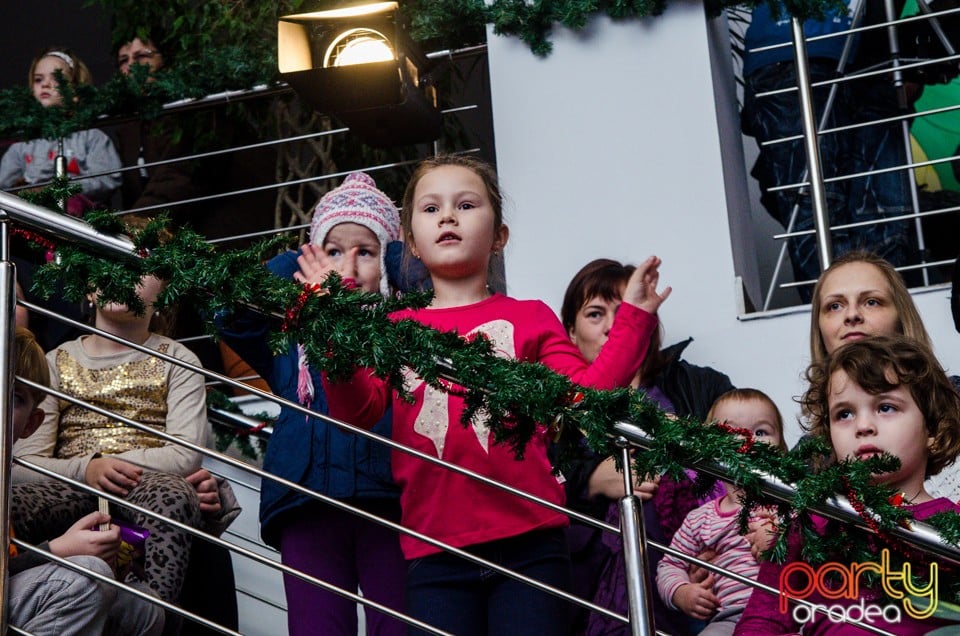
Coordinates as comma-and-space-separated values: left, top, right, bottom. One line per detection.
309, 172, 401, 296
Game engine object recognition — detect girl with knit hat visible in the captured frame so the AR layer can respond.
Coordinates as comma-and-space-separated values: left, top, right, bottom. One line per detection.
316, 155, 671, 635
220, 172, 406, 636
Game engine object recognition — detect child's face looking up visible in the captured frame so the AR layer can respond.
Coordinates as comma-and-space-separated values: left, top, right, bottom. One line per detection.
408, 165, 506, 280
33, 56, 70, 107
828, 368, 931, 496
713, 398, 782, 449
570, 291, 623, 364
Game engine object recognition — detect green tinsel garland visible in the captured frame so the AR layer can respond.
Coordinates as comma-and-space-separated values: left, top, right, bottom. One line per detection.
206, 389, 272, 463
405, 0, 846, 56
0, 0, 848, 140
23, 210, 960, 610
0, 46, 278, 141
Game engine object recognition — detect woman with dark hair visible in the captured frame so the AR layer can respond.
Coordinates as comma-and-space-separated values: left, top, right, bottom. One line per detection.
555, 258, 734, 635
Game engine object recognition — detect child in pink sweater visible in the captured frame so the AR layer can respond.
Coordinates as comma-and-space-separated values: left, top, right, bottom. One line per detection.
316, 155, 670, 635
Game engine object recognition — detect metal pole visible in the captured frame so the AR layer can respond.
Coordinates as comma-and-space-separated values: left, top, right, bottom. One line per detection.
0, 220, 16, 633
612, 421, 960, 566
0, 192, 137, 258
763, 0, 865, 309
882, 0, 930, 285
791, 17, 834, 272
55, 138, 67, 214
616, 439, 655, 635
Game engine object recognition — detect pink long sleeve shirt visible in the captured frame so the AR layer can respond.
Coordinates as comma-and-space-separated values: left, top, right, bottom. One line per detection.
323, 293, 658, 559
657, 498, 761, 613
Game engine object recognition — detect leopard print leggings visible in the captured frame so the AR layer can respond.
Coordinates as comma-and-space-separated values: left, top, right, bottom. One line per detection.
12, 471, 202, 603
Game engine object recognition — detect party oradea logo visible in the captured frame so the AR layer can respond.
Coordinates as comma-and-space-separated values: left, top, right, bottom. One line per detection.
778, 549, 942, 626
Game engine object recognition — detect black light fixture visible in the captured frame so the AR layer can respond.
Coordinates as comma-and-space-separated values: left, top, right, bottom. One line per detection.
278, 1, 441, 147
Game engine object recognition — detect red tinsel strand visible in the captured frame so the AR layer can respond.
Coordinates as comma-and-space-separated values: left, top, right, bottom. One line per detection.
840, 477, 950, 572
440, 378, 468, 398
841, 476, 884, 537
281, 284, 318, 333
236, 421, 268, 437
12, 227, 57, 252
711, 420, 755, 454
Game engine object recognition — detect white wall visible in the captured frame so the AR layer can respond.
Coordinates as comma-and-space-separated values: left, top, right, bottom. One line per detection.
486, 10, 959, 446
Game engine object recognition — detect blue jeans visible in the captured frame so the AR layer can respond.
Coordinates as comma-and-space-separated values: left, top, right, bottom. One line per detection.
742, 60, 916, 298
406, 528, 572, 636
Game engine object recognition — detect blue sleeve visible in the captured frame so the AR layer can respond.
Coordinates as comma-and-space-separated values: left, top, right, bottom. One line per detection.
218, 250, 301, 382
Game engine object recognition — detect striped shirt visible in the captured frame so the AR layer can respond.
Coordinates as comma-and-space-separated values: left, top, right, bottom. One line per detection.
656, 497, 760, 612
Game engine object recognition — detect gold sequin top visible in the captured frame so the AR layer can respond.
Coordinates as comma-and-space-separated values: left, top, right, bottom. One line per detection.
55, 343, 171, 458
11, 334, 209, 484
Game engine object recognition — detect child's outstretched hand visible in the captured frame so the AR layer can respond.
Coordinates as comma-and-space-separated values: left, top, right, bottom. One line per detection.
673, 575, 720, 620
622, 255, 672, 315
48, 510, 120, 564
294, 243, 359, 291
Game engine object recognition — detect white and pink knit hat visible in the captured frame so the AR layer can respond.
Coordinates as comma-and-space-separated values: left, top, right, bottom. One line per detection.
308, 172, 401, 296
297, 172, 401, 405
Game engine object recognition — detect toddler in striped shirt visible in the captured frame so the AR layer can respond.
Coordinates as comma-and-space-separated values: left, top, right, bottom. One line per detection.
656, 388, 786, 635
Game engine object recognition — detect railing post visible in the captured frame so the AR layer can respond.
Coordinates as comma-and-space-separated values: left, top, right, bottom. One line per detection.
791, 17, 834, 273
616, 438, 656, 635
0, 219, 17, 633
55, 137, 68, 214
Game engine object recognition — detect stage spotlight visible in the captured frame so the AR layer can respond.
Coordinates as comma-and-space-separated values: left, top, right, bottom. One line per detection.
278, 1, 441, 147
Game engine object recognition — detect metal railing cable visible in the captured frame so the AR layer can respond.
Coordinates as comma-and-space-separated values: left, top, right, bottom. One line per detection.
11, 297, 945, 634
10, 535, 241, 636
747, 4, 960, 55
20, 297, 617, 536
2, 126, 349, 197
5, 102, 477, 218
748, 4, 959, 306
768, 148, 960, 194
207, 222, 309, 245
0, 242, 16, 634
647, 523, 897, 636
119, 140, 480, 219
766, 100, 960, 147
14, 301, 959, 633
773, 205, 958, 241
113, 157, 423, 216
612, 421, 960, 565
13, 455, 448, 635
754, 51, 960, 102
6, 191, 958, 632
15, 300, 630, 626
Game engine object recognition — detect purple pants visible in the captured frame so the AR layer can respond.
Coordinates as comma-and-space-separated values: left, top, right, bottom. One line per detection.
280, 500, 407, 636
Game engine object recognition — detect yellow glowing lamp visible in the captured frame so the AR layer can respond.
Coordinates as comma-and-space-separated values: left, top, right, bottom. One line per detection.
324, 28, 395, 67
277, 1, 440, 147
